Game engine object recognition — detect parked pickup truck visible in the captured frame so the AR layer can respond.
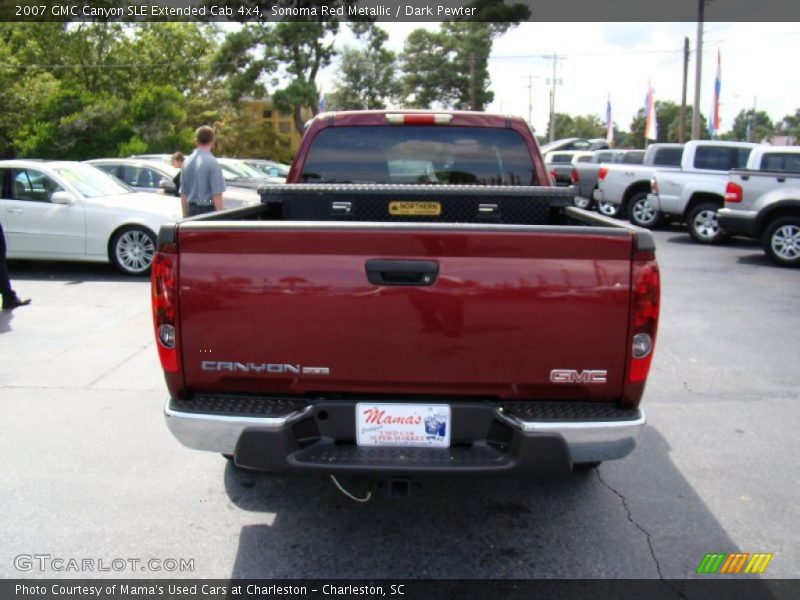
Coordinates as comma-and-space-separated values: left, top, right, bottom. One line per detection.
546, 150, 593, 186
155, 111, 659, 483
572, 149, 645, 209
594, 143, 684, 218
645, 141, 757, 242
718, 147, 800, 266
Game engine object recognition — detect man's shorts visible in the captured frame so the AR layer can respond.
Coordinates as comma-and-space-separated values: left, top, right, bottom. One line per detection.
188, 204, 215, 217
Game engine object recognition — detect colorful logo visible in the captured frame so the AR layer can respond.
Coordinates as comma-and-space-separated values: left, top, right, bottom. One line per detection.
696, 552, 773, 575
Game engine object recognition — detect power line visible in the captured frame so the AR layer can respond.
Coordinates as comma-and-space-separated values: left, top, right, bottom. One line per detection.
0, 45, 694, 70
0, 60, 226, 69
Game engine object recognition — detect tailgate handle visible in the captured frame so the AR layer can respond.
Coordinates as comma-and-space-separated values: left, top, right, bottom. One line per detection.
365, 259, 439, 286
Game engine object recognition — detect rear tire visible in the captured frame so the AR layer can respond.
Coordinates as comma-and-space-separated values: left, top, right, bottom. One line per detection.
688, 202, 728, 244
573, 195, 593, 209
627, 192, 662, 229
762, 216, 800, 267
597, 201, 623, 218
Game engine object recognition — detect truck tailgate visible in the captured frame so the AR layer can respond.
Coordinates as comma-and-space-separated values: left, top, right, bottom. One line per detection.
176, 224, 633, 401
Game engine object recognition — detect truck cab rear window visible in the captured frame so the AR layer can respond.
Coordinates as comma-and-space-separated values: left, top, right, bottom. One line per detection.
760, 153, 800, 173
653, 147, 683, 166
694, 146, 752, 171
299, 126, 537, 186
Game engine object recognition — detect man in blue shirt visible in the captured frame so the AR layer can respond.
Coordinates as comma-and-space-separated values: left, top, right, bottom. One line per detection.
180, 126, 226, 218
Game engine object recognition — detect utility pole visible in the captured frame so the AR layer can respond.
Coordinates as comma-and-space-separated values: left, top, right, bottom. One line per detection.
746, 96, 757, 142
526, 74, 533, 125
680, 36, 690, 143
469, 56, 476, 111
547, 52, 564, 143
691, 0, 706, 140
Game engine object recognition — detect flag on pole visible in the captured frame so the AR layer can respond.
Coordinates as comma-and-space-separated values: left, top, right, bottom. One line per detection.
707, 50, 721, 137
605, 95, 614, 145
644, 81, 658, 141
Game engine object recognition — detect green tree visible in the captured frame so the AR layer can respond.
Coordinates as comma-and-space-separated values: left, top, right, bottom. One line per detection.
730, 109, 775, 142
15, 88, 133, 159
212, 24, 276, 102
1, 22, 224, 159
216, 21, 338, 134
0, 23, 68, 157
331, 23, 400, 110
399, 29, 456, 108
214, 1, 364, 134
628, 101, 708, 147
776, 108, 800, 141
442, 22, 495, 110
126, 85, 192, 153
569, 114, 606, 139
545, 113, 574, 141
213, 105, 291, 162
613, 130, 631, 148
401, 9, 528, 111
122, 23, 221, 97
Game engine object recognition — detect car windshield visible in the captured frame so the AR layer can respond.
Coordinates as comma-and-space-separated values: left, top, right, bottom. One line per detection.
221, 161, 265, 179
219, 164, 247, 181
251, 162, 290, 177
52, 164, 133, 197
152, 163, 179, 177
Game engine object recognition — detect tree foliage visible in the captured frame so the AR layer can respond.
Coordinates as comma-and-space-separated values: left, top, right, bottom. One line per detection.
0, 22, 224, 159
3, 18, 797, 163
777, 109, 800, 141
399, 5, 528, 111
331, 23, 400, 110
547, 113, 606, 140
627, 101, 709, 148
729, 109, 774, 143
214, 0, 363, 134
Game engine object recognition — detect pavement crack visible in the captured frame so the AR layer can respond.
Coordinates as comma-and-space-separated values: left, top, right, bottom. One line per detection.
596, 470, 687, 599
85, 345, 149, 388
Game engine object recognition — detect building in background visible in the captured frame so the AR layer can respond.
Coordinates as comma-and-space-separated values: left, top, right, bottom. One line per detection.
241, 97, 313, 154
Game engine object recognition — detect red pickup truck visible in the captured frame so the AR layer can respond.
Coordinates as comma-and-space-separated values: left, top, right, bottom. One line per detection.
153, 111, 659, 479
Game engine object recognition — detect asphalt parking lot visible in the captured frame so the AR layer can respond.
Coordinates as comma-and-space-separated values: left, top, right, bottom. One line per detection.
1, 224, 798, 582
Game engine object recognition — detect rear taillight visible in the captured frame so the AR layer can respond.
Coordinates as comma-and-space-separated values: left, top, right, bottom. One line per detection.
650, 177, 659, 195
598, 167, 608, 182
151, 248, 179, 372
570, 168, 579, 184
549, 169, 557, 183
724, 181, 743, 203
385, 113, 453, 125
627, 251, 659, 384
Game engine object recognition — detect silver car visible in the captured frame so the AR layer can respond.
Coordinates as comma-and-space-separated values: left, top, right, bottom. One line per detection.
87, 158, 259, 209
86, 158, 178, 194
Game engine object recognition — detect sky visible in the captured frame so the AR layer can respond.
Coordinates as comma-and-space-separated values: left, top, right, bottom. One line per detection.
315, 22, 800, 135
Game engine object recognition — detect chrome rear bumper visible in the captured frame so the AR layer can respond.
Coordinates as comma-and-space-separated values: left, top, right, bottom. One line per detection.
164, 398, 645, 470
495, 407, 646, 463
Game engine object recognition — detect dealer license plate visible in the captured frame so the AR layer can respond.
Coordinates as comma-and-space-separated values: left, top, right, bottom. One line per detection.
356, 403, 451, 448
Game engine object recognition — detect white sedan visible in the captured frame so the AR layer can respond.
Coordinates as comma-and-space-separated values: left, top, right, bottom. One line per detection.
0, 160, 182, 275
